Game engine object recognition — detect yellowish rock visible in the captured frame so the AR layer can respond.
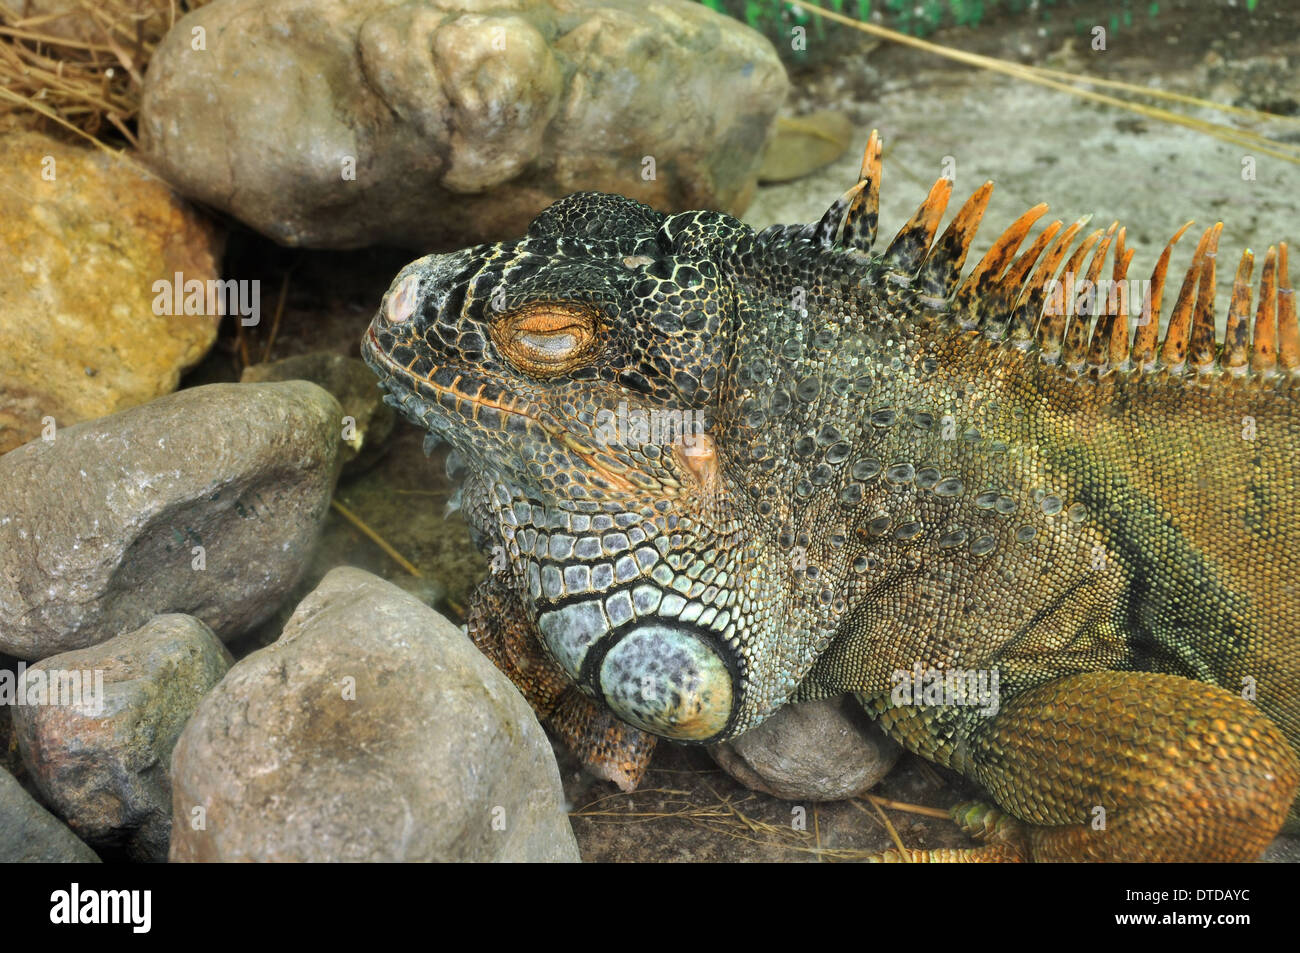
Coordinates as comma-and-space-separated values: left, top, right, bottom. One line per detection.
0, 131, 223, 453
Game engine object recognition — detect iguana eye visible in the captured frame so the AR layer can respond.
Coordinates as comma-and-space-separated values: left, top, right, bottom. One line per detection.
384, 273, 421, 324
491, 304, 600, 377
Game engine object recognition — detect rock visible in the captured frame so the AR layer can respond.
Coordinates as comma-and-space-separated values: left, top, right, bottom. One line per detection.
140, 0, 787, 250
0, 130, 223, 454
241, 353, 395, 475
1263, 834, 1300, 863
709, 696, 901, 802
10, 615, 231, 862
169, 567, 579, 862
0, 381, 343, 659
0, 769, 100, 862
759, 112, 856, 183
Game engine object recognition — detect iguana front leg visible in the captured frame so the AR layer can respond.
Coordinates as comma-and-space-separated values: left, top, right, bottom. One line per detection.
466, 573, 657, 792
868, 671, 1299, 861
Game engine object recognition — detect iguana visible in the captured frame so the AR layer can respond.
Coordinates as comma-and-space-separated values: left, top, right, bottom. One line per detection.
362, 131, 1300, 861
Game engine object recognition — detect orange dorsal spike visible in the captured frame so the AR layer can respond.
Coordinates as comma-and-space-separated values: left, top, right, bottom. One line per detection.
915, 181, 994, 301
1110, 245, 1137, 369
1222, 249, 1255, 373
883, 176, 954, 276
952, 202, 1050, 329
1064, 222, 1117, 368
1252, 246, 1279, 374
813, 179, 867, 249
1038, 226, 1104, 359
1090, 226, 1135, 369
842, 130, 883, 251
1278, 243, 1298, 370
1188, 235, 1220, 372
959, 203, 1051, 294
977, 219, 1065, 336
1007, 217, 1086, 346
1160, 224, 1219, 371
1133, 221, 1194, 369
1083, 225, 1124, 365
1000, 220, 1064, 297
1087, 226, 1123, 365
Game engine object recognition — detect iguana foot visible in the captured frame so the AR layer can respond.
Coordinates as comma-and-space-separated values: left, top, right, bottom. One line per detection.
467, 574, 657, 791
867, 801, 1029, 862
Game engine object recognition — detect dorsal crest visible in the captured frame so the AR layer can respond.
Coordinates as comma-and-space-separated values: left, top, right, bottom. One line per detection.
802, 130, 1297, 381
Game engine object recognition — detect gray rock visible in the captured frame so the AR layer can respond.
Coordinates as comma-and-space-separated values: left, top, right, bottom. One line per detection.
241, 353, 395, 475
1262, 834, 1300, 863
709, 696, 901, 802
0, 769, 100, 863
11, 615, 231, 862
139, 0, 787, 250
0, 381, 343, 659
169, 567, 579, 862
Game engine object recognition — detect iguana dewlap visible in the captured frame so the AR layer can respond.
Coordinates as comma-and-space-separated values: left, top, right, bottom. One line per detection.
363, 131, 1300, 861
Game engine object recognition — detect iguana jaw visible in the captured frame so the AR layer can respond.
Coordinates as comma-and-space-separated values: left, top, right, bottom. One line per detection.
365, 322, 698, 500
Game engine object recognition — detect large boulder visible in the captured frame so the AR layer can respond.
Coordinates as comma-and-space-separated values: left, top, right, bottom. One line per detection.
140, 0, 788, 249
0, 130, 222, 453
0, 381, 344, 659
169, 567, 580, 862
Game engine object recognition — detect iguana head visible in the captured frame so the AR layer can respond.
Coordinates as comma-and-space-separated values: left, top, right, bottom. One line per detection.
362, 191, 800, 743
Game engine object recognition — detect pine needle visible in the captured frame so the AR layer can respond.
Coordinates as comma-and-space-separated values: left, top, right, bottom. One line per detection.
331, 498, 424, 578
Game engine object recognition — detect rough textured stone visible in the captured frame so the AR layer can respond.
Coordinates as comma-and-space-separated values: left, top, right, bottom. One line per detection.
241, 353, 395, 475
140, 0, 787, 249
0, 769, 100, 862
169, 567, 579, 862
0, 381, 343, 659
11, 614, 231, 862
709, 697, 901, 802
0, 130, 223, 453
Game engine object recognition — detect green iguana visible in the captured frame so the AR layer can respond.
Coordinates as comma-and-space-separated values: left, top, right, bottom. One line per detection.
362, 132, 1300, 861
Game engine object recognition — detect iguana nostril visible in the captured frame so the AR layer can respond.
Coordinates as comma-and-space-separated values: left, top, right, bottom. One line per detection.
385, 273, 421, 324
597, 624, 733, 742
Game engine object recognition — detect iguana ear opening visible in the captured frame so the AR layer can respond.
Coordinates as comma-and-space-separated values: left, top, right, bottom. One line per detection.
489, 302, 603, 377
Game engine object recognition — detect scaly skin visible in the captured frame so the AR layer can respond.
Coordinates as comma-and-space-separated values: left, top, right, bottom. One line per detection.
363, 132, 1300, 860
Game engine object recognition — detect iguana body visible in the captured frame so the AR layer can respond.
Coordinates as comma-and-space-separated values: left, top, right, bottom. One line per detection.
363, 132, 1300, 861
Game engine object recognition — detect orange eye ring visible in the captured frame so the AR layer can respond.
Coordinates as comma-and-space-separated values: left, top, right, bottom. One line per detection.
490, 303, 602, 377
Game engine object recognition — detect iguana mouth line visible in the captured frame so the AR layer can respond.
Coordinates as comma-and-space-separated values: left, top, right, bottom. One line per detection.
366, 327, 640, 492
366, 327, 544, 431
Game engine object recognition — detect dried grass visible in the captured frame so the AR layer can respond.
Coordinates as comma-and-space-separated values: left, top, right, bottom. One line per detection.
0, 0, 211, 148
570, 781, 952, 862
